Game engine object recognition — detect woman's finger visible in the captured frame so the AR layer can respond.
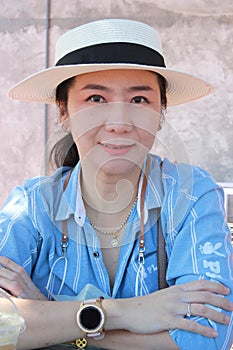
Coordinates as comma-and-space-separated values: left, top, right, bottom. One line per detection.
0, 256, 34, 290
180, 280, 230, 295
0, 256, 29, 280
185, 303, 230, 325
0, 257, 47, 300
176, 317, 218, 338
0, 266, 26, 296
0, 275, 23, 296
181, 290, 233, 312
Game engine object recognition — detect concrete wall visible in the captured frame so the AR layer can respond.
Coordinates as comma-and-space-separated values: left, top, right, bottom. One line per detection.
0, 0, 233, 208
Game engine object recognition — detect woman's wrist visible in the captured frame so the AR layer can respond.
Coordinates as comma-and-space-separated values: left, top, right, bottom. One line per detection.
103, 298, 127, 331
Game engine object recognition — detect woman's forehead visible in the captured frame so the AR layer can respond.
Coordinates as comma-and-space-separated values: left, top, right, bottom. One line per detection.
72, 69, 160, 89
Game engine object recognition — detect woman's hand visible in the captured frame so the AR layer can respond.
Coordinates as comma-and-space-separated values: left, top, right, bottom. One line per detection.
114, 280, 233, 338
0, 256, 47, 300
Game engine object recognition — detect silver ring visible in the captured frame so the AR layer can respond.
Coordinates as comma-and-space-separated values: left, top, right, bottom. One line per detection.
18, 292, 26, 299
186, 303, 192, 317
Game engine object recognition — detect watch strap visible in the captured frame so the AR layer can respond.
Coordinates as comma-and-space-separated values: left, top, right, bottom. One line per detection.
77, 296, 105, 340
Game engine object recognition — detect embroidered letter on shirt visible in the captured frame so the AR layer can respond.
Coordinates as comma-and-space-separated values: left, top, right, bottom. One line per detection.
203, 260, 222, 279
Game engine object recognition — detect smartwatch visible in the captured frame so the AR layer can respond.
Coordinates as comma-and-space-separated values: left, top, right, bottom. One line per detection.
76, 296, 105, 339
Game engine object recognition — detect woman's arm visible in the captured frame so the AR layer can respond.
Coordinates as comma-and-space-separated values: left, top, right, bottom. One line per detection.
16, 298, 83, 349
16, 296, 177, 350
104, 280, 231, 336
91, 330, 178, 350
14, 280, 232, 349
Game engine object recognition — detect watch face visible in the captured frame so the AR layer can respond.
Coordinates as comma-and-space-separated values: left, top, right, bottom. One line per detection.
80, 306, 102, 331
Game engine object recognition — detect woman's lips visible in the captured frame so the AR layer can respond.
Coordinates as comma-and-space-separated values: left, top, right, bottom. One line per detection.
99, 142, 134, 155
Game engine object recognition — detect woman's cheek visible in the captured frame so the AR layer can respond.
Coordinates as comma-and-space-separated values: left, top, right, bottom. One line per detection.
138, 130, 156, 151
78, 132, 95, 151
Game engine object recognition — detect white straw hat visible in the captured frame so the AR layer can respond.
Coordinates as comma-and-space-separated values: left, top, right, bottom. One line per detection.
8, 18, 214, 106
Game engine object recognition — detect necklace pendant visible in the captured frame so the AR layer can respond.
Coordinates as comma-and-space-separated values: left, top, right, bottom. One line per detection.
111, 238, 119, 248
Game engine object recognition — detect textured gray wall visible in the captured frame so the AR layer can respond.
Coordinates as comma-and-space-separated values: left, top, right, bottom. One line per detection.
1, 0, 233, 208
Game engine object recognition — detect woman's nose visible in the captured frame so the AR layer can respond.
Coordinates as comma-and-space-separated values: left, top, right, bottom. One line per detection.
105, 121, 133, 133
104, 103, 133, 133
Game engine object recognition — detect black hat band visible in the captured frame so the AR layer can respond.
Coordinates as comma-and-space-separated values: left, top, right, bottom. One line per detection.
56, 42, 166, 68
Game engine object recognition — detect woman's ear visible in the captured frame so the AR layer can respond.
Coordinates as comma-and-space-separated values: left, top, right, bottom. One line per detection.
57, 101, 71, 132
57, 101, 69, 124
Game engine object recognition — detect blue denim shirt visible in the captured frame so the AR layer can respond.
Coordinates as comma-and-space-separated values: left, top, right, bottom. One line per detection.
0, 154, 232, 349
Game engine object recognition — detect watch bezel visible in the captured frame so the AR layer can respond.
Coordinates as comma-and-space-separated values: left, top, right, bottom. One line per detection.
77, 302, 105, 334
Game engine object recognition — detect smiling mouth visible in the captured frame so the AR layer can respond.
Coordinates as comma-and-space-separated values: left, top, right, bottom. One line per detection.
100, 142, 134, 149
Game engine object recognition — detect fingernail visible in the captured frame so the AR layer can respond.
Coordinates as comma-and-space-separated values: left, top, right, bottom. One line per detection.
211, 329, 218, 337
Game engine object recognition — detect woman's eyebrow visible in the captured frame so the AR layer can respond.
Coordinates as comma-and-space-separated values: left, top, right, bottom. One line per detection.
80, 84, 154, 92
127, 85, 154, 92
81, 84, 112, 91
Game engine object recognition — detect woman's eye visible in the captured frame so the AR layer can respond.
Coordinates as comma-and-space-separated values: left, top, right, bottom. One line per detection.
88, 95, 106, 103
131, 96, 149, 104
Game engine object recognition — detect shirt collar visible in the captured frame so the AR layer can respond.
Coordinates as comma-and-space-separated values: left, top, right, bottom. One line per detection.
55, 162, 86, 226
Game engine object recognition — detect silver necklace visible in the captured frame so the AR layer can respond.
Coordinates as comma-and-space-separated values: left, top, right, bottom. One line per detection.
88, 197, 138, 247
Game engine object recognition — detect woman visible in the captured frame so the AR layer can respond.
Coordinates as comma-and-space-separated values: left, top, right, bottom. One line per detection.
0, 19, 232, 350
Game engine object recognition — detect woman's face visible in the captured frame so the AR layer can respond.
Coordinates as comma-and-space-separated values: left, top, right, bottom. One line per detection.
62, 69, 162, 176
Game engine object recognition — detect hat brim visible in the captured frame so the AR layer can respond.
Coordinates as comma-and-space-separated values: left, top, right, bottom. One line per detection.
8, 63, 214, 106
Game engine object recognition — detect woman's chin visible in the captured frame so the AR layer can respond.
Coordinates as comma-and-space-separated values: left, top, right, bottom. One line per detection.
96, 156, 145, 178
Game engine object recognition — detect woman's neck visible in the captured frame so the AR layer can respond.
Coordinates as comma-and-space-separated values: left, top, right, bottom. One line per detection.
80, 163, 141, 226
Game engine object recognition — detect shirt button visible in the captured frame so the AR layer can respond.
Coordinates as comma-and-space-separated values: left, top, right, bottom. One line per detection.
93, 251, 99, 258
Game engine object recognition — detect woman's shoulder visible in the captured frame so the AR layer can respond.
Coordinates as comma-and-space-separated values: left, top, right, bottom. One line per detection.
0, 167, 71, 221
150, 154, 221, 197
23, 166, 71, 193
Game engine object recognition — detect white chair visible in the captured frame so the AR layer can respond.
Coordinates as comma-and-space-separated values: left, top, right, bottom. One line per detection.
218, 183, 233, 244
